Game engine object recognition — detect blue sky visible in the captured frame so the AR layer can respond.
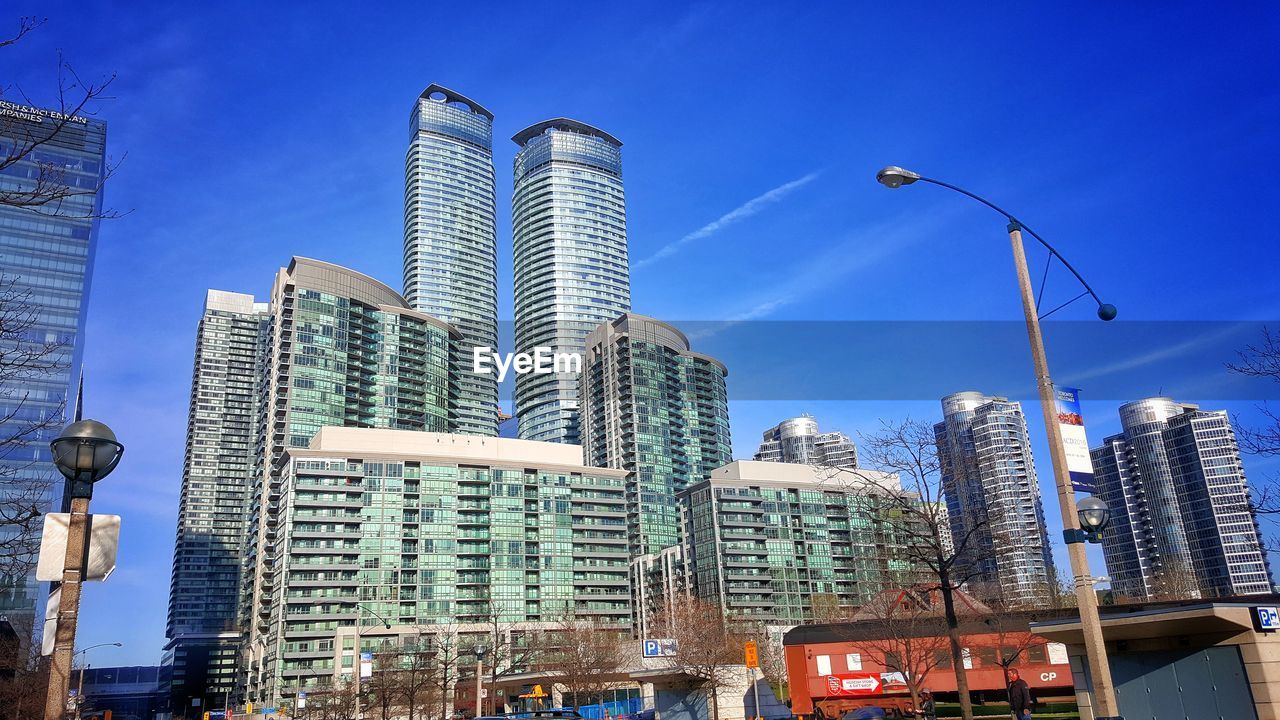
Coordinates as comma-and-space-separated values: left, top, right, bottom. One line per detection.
9, 2, 1280, 665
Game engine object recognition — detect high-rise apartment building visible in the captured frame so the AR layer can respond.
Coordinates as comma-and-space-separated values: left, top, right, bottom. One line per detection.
754, 416, 858, 468
404, 85, 499, 436
580, 314, 731, 556
248, 427, 631, 704
934, 391, 1055, 607
161, 258, 457, 709
512, 119, 629, 444
1091, 398, 1271, 600
0, 101, 107, 620
163, 291, 267, 708
681, 461, 926, 624
629, 544, 691, 639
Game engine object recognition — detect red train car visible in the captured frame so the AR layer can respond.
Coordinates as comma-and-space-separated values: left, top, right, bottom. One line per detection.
783, 611, 1078, 717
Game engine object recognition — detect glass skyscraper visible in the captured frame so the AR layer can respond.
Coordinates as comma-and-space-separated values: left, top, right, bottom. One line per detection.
404, 85, 499, 437
0, 101, 107, 620
1091, 398, 1271, 600
934, 391, 1056, 607
580, 314, 731, 556
512, 119, 630, 444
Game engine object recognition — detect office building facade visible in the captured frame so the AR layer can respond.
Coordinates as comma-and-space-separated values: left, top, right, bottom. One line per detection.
248, 427, 631, 703
934, 391, 1055, 607
580, 314, 731, 556
164, 290, 267, 709
0, 101, 107, 619
512, 119, 630, 444
754, 416, 858, 468
1091, 398, 1271, 600
681, 461, 927, 624
404, 85, 500, 436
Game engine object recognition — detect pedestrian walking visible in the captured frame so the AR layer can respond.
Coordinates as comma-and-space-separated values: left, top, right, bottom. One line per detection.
1007, 670, 1033, 719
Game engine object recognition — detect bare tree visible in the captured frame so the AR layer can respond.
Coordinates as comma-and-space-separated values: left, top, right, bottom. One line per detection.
1229, 327, 1280, 518
751, 629, 790, 704
833, 418, 994, 720
536, 615, 630, 710
849, 589, 952, 714
977, 611, 1048, 707
1, 16, 121, 218
395, 635, 445, 720
304, 679, 361, 720
365, 639, 404, 720
476, 607, 540, 714
0, 615, 49, 720
0, 275, 72, 601
653, 596, 745, 720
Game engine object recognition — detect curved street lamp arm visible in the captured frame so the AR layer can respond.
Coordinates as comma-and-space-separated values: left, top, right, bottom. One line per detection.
917, 176, 1108, 309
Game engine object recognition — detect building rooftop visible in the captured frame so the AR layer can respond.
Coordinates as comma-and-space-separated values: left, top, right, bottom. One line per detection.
294, 427, 628, 476
417, 83, 494, 120
512, 117, 622, 147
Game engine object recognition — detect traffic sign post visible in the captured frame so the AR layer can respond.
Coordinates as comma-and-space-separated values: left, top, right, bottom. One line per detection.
744, 642, 760, 720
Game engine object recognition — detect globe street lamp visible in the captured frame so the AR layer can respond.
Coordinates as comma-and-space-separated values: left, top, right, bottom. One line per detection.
875, 167, 1122, 720
44, 420, 123, 720
474, 644, 488, 717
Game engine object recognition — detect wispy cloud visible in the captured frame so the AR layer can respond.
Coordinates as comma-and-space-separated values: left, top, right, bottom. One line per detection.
634, 171, 821, 270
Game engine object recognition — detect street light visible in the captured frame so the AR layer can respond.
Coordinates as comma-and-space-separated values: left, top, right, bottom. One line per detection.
74, 642, 123, 703
875, 167, 1123, 720
44, 420, 123, 720
352, 603, 393, 718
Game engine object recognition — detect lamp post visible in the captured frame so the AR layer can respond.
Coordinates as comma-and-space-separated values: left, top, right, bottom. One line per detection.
73, 642, 123, 712
352, 603, 392, 719
474, 644, 487, 718
43, 420, 124, 720
875, 166, 1122, 720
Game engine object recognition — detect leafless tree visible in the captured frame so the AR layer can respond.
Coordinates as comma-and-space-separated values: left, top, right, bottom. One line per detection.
536, 615, 630, 709
1229, 327, 1280, 519
476, 607, 540, 714
1, 16, 121, 218
395, 635, 445, 720
652, 595, 745, 720
831, 418, 997, 720
977, 611, 1050, 705
303, 679, 360, 720
0, 614, 49, 720
0, 275, 73, 603
849, 589, 952, 714
750, 629, 790, 704
365, 639, 404, 720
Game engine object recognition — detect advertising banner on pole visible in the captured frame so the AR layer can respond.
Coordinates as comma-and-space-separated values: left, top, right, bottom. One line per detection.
360, 651, 373, 678
1054, 386, 1096, 493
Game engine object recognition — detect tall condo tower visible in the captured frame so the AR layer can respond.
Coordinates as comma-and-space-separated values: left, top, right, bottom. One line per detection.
404, 85, 499, 436
934, 391, 1055, 607
512, 119, 630, 443
231, 258, 459, 707
580, 314, 731, 555
1091, 398, 1271, 600
754, 415, 859, 468
163, 290, 268, 709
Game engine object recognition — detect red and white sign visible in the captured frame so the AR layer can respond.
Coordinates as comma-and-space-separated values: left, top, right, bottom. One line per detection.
825, 674, 881, 696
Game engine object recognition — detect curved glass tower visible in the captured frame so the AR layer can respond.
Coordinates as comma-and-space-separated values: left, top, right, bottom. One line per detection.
512, 118, 630, 443
404, 85, 499, 436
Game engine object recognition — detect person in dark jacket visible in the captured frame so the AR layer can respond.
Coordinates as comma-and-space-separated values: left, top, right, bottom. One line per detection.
918, 690, 937, 720
1007, 670, 1033, 718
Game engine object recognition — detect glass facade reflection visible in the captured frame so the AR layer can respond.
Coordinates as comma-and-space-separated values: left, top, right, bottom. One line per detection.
581, 314, 731, 556
1092, 398, 1272, 600
0, 103, 107, 619
404, 86, 499, 437
935, 391, 1056, 607
253, 429, 630, 704
512, 119, 630, 444
681, 462, 928, 624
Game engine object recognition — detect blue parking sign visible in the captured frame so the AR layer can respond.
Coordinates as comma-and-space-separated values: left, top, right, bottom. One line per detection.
1258, 607, 1279, 630
643, 640, 659, 657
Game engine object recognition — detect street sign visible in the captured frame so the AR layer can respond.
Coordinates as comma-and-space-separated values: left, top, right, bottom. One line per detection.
1257, 606, 1280, 631
642, 638, 679, 658
36, 513, 121, 581
825, 673, 881, 696
744, 640, 759, 669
